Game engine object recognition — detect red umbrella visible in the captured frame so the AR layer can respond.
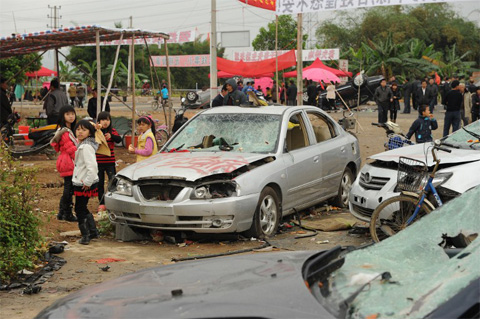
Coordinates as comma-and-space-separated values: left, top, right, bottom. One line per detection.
284, 58, 352, 78
25, 66, 58, 77
302, 68, 340, 83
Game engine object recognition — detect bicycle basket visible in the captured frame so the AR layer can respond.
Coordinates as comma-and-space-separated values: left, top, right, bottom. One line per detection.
387, 134, 414, 150
397, 157, 427, 192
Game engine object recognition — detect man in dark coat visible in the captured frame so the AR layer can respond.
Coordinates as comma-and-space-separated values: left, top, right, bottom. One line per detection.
211, 85, 228, 107
306, 80, 317, 106
0, 75, 12, 127
286, 80, 297, 106
414, 80, 434, 112
223, 79, 247, 106
427, 78, 439, 112
374, 79, 393, 123
402, 78, 412, 114
87, 88, 110, 119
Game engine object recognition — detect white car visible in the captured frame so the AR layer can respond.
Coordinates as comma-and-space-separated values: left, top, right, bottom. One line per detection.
349, 121, 480, 222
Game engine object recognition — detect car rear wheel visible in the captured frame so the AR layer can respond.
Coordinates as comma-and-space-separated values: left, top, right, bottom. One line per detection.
244, 187, 281, 239
186, 91, 198, 103
332, 167, 354, 208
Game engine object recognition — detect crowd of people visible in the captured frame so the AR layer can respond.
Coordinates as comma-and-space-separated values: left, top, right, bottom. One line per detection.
374, 74, 478, 142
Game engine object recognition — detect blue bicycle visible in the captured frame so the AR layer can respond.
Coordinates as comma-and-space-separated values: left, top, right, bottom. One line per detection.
369, 143, 451, 242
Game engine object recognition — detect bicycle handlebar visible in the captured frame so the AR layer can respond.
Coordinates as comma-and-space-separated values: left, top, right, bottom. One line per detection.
434, 145, 452, 153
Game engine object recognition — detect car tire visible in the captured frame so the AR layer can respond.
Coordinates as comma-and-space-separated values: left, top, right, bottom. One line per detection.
352, 74, 368, 89
186, 91, 198, 103
244, 187, 281, 239
332, 167, 354, 208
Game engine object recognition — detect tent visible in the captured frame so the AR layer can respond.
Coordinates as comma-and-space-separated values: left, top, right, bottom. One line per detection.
209, 70, 275, 78
25, 66, 57, 78
216, 49, 296, 78
283, 58, 352, 78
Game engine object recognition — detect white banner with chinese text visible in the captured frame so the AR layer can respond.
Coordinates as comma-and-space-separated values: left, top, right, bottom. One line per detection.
232, 49, 339, 62
151, 55, 210, 67
276, 0, 466, 15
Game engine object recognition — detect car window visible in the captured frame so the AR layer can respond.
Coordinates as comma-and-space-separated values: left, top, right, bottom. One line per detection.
165, 113, 282, 154
306, 112, 336, 143
442, 120, 480, 150
286, 113, 310, 151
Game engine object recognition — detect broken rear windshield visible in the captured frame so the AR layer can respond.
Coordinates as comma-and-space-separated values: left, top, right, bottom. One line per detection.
317, 187, 479, 318
166, 113, 282, 154
442, 121, 480, 150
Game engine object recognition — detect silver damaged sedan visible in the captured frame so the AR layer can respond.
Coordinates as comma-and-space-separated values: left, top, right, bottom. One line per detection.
105, 106, 360, 238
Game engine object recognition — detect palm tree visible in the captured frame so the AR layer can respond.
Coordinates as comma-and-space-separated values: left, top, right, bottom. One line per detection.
77, 59, 97, 88
58, 61, 81, 82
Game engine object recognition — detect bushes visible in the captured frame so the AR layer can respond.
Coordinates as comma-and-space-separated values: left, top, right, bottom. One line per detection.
0, 148, 45, 282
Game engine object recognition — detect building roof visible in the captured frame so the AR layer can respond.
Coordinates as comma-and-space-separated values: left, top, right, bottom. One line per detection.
0, 25, 169, 59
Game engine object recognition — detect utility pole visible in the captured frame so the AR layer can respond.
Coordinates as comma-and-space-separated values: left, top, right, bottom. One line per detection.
210, 0, 218, 105
296, 13, 303, 106
47, 5, 62, 74
127, 16, 133, 95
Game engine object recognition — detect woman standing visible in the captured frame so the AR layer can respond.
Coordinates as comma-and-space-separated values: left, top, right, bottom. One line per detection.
326, 83, 336, 111
390, 83, 401, 123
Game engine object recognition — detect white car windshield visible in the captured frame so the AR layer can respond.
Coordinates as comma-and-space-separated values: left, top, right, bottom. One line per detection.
442, 121, 480, 150
166, 113, 282, 153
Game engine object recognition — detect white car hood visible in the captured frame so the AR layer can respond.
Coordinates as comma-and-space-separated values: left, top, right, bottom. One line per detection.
118, 152, 271, 182
369, 143, 480, 166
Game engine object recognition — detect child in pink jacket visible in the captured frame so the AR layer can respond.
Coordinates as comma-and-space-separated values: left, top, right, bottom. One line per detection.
50, 105, 78, 222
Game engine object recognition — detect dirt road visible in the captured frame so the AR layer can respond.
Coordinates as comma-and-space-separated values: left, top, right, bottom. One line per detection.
0, 102, 447, 318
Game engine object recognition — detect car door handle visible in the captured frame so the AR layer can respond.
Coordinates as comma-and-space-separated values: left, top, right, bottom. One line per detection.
313, 156, 319, 163
340, 146, 345, 152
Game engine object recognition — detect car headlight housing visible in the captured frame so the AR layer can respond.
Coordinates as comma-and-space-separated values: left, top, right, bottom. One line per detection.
115, 178, 133, 196
190, 182, 237, 199
432, 172, 453, 188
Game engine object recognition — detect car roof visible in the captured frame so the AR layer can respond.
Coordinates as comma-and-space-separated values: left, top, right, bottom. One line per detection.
200, 105, 322, 115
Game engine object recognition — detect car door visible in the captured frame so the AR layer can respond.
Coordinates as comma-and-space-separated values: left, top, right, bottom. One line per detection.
282, 111, 322, 211
305, 111, 347, 197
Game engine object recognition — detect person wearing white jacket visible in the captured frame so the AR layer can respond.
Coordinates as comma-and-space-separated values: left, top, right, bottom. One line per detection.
73, 120, 99, 245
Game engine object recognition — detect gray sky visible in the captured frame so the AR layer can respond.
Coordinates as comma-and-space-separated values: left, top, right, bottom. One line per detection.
1, 0, 479, 68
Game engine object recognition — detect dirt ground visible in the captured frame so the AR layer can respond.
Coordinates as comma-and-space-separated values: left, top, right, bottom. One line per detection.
0, 101, 447, 318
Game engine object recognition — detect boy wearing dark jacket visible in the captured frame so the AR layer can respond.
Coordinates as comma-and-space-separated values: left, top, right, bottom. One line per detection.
406, 104, 438, 143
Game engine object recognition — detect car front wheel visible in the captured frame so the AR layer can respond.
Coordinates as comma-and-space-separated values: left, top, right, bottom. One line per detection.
332, 167, 354, 208
244, 187, 281, 239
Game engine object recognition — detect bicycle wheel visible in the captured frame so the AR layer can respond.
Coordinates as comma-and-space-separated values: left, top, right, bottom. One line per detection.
151, 100, 159, 111
155, 129, 169, 148
370, 195, 432, 242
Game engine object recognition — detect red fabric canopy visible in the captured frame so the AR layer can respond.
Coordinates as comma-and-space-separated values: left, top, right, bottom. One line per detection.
217, 49, 296, 78
283, 58, 352, 78
25, 66, 58, 77
209, 70, 275, 78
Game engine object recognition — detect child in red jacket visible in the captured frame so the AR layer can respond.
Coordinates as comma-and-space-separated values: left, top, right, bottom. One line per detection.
50, 105, 78, 222
96, 111, 122, 212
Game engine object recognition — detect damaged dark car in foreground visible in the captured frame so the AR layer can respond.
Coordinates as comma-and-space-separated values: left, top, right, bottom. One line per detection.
36, 187, 480, 319
104, 105, 360, 238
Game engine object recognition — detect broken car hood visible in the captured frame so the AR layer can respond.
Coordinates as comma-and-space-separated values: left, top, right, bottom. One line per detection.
369, 143, 480, 166
118, 152, 272, 181
35, 251, 335, 319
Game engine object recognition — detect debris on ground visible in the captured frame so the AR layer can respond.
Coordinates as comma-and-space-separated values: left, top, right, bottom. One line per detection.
59, 230, 81, 237
99, 265, 111, 272
302, 217, 356, 231
89, 258, 126, 264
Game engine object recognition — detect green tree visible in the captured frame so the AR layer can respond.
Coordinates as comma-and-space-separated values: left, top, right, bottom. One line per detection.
317, 4, 480, 72
0, 53, 42, 84
252, 15, 307, 51
58, 61, 81, 82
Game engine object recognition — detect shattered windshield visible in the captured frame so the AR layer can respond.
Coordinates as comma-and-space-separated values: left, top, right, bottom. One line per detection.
165, 113, 281, 154
442, 121, 480, 150
312, 187, 480, 318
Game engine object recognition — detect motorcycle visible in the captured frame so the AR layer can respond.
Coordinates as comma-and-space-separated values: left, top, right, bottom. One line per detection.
1, 112, 56, 158
173, 99, 189, 133
372, 121, 414, 151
